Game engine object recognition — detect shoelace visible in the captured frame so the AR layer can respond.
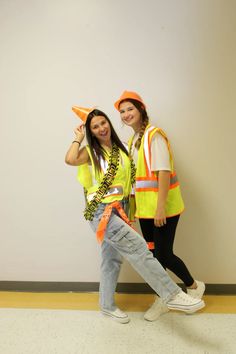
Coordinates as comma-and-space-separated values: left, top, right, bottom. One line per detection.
175, 293, 197, 303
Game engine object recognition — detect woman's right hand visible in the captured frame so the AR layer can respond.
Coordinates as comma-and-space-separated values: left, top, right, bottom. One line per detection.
74, 124, 85, 143
65, 124, 89, 165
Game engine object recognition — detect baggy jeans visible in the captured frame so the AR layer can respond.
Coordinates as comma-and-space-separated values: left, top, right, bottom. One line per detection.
89, 201, 181, 311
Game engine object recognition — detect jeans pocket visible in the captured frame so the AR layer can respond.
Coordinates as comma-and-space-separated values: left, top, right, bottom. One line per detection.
109, 223, 142, 253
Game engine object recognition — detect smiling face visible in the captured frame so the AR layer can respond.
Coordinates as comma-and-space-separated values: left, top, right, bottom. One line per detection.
119, 101, 142, 132
90, 115, 111, 145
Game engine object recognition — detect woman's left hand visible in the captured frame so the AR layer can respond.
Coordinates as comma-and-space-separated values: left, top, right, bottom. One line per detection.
154, 207, 166, 227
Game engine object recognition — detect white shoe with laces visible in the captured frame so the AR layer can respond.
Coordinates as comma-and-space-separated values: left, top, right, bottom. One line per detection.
101, 308, 130, 324
144, 296, 169, 321
187, 280, 205, 299
166, 290, 205, 314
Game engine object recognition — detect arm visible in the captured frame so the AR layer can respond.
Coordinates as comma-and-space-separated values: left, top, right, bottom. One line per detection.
65, 124, 90, 166
154, 170, 170, 227
150, 132, 171, 227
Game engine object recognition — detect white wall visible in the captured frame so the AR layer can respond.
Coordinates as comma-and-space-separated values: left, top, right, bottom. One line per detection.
0, 0, 235, 283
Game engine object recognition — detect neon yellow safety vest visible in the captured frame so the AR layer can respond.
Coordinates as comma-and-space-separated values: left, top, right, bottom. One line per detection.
129, 125, 184, 219
77, 146, 131, 204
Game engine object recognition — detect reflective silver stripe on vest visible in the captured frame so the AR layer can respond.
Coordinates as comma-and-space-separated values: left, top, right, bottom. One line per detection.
136, 175, 178, 189
136, 180, 159, 189
87, 186, 124, 202
170, 174, 178, 185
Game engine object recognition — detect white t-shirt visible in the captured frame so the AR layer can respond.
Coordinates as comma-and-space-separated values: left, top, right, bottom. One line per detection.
131, 132, 171, 172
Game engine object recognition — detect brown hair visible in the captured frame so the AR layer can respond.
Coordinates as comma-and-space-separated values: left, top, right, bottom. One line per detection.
85, 109, 128, 171
120, 99, 149, 149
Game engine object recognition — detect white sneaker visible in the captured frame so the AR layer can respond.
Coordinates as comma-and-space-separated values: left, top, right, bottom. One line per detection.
166, 290, 205, 314
144, 296, 169, 321
101, 308, 130, 324
187, 280, 205, 299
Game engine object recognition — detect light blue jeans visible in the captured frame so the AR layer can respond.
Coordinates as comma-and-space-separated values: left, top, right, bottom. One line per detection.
89, 200, 181, 311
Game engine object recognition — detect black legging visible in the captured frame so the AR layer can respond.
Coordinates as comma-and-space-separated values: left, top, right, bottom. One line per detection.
139, 215, 194, 287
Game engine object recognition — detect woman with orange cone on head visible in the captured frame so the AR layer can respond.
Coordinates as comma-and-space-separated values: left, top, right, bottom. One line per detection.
114, 91, 205, 321
65, 104, 205, 324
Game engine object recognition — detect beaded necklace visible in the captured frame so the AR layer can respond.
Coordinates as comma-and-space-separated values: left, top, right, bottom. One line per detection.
84, 143, 120, 221
84, 143, 136, 221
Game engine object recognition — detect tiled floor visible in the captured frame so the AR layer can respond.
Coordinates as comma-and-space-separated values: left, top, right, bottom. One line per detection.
0, 292, 236, 354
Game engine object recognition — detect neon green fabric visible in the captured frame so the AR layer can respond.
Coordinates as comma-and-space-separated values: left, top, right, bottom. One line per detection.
77, 146, 131, 204
129, 125, 184, 218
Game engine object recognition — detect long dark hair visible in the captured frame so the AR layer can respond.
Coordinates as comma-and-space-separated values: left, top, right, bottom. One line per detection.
120, 99, 149, 149
85, 109, 128, 171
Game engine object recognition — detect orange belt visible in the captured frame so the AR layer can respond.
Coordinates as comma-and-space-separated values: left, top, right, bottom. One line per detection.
96, 201, 133, 244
